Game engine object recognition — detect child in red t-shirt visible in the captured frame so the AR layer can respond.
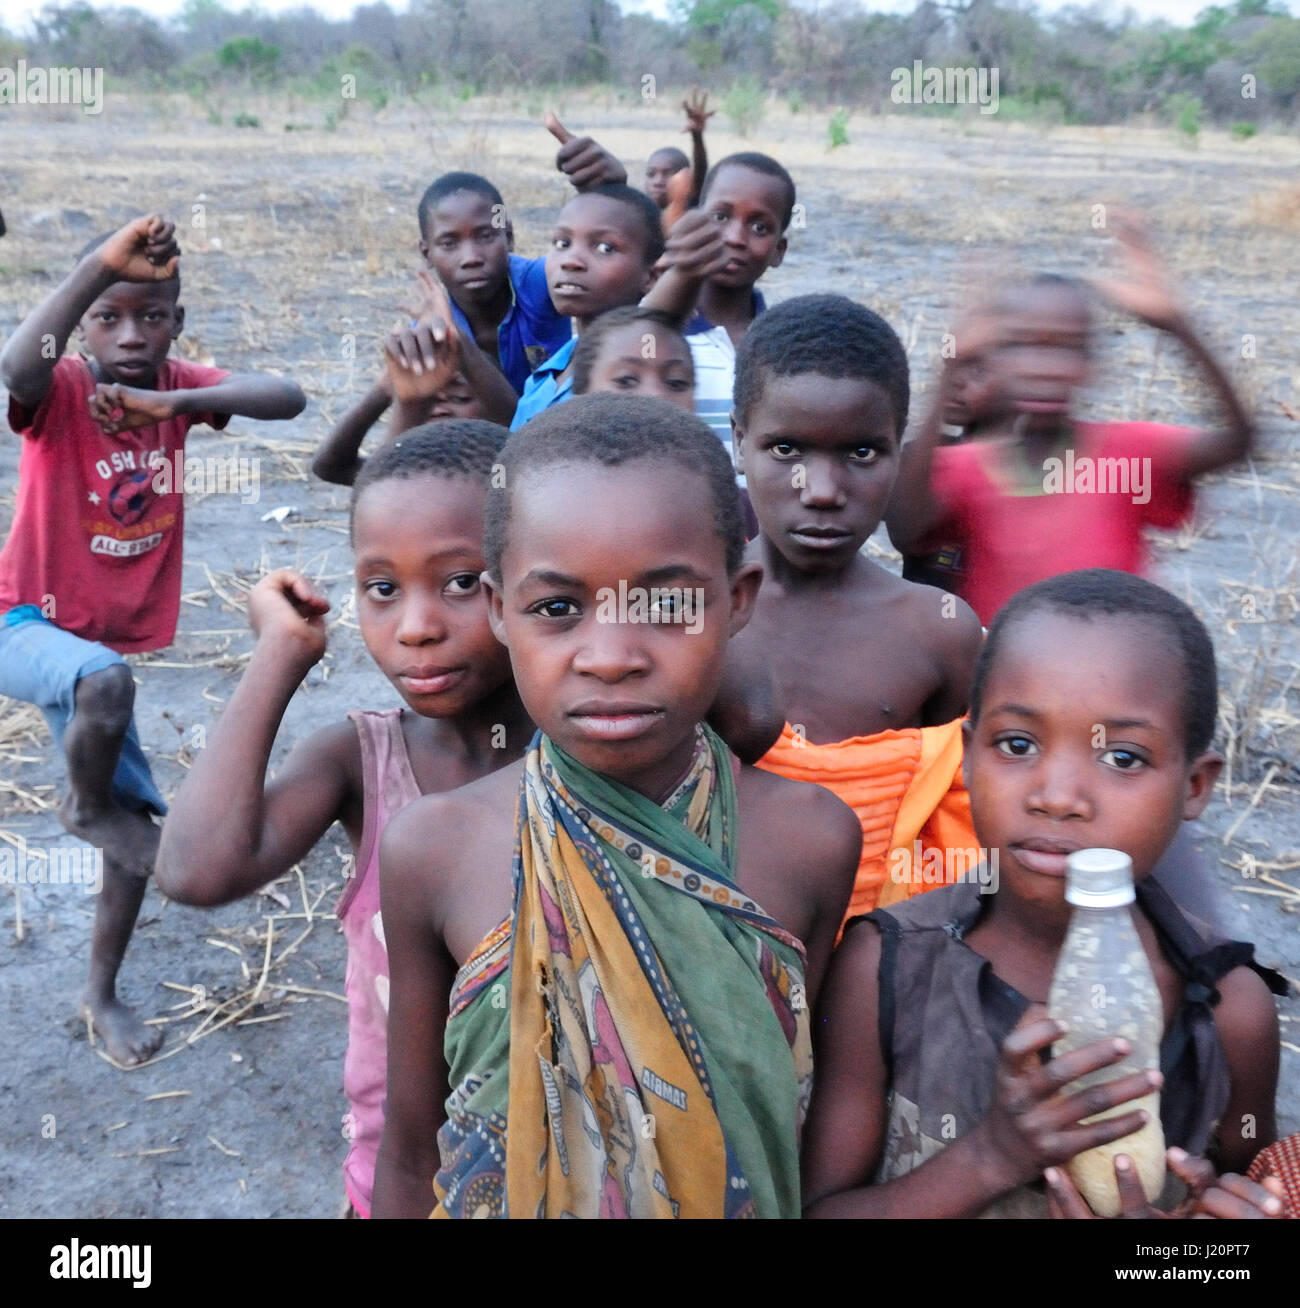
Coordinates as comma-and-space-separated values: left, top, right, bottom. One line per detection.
0, 214, 305, 1065
887, 214, 1253, 625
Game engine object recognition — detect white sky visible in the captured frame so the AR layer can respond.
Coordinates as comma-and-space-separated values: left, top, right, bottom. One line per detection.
1, 0, 1294, 33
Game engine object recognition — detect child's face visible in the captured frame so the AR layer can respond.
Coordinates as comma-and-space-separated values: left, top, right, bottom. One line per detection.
546, 193, 654, 326
428, 371, 483, 421
644, 152, 686, 209
990, 283, 1092, 432
964, 610, 1219, 916
943, 351, 1003, 431
78, 280, 183, 386
700, 164, 788, 291
584, 323, 695, 412
488, 460, 758, 796
354, 474, 512, 717
419, 191, 510, 307
736, 373, 898, 573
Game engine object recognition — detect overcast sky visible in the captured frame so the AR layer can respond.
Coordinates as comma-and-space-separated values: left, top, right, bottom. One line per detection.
2, 0, 1293, 34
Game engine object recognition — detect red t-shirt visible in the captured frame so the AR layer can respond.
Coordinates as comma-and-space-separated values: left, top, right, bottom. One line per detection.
929, 420, 1197, 625
0, 354, 230, 653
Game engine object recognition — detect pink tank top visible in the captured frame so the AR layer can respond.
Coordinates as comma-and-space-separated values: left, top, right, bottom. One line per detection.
337, 709, 423, 1217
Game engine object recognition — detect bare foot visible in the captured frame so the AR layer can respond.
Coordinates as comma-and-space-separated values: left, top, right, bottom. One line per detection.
80, 992, 163, 1066
59, 798, 158, 879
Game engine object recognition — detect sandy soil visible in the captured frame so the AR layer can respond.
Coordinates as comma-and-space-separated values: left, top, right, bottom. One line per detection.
1, 92, 1297, 1217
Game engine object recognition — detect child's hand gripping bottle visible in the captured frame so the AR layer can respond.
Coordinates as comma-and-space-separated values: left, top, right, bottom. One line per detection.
1048, 848, 1165, 1216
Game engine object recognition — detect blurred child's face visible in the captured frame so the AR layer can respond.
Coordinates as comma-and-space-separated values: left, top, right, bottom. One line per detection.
428, 371, 484, 421
78, 280, 183, 386
584, 323, 695, 411
943, 352, 1003, 431
420, 191, 510, 307
644, 151, 686, 209
701, 164, 788, 291
546, 194, 654, 326
736, 373, 898, 574
354, 474, 512, 717
964, 610, 1219, 918
990, 283, 1092, 433
488, 460, 758, 798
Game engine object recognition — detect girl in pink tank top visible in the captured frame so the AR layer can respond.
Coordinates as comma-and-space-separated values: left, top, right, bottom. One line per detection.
154, 423, 531, 1217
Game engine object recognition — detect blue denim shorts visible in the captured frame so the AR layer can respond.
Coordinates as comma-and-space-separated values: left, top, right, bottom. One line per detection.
0, 606, 167, 816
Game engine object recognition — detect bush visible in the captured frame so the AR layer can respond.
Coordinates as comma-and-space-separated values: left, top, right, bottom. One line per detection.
217, 36, 281, 83
827, 106, 849, 149
724, 76, 765, 137
1231, 121, 1259, 139
233, 111, 261, 128
1166, 91, 1202, 139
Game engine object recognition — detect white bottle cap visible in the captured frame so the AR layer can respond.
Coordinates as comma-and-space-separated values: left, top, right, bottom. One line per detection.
1064, 848, 1135, 908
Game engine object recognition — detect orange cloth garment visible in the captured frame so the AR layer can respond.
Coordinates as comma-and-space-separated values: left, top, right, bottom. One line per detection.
756, 719, 980, 929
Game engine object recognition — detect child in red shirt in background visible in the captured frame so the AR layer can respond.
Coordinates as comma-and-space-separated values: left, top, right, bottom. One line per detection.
887, 214, 1253, 625
0, 214, 305, 1064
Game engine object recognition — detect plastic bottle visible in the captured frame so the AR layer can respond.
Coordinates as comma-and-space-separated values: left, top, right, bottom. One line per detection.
1047, 848, 1165, 1216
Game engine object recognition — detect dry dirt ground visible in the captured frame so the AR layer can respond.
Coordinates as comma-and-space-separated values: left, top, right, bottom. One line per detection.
1, 92, 1297, 1217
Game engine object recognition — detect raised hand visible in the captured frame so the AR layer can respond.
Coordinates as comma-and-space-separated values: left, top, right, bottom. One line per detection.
546, 110, 628, 190
94, 215, 180, 282
658, 205, 729, 280
1091, 209, 1186, 332
247, 568, 330, 668
682, 87, 714, 136
970, 1008, 1163, 1192
87, 382, 178, 434
384, 269, 464, 405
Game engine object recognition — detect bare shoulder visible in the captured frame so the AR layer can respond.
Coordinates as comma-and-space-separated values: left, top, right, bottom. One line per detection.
1213, 964, 1280, 1045
898, 575, 982, 648
385, 759, 523, 862
739, 765, 861, 873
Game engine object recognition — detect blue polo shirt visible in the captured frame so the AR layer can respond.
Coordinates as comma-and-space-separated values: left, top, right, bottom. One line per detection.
449, 254, 571, 396
509, 336, 578, 431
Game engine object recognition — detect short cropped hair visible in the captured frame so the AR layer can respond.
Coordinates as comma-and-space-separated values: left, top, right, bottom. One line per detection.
571, 183, 666, 267
733, 293, 910, 436
968, 568, 1219, 759
350, 419, 509, 537
417, 172, 505, 241
648, 147, 689, 172
484, 393, 744, 580
700, 151, 797, 231
571, 306, 691, 395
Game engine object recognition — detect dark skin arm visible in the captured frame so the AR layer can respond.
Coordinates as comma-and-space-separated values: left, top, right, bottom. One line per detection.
682, 88, 713, 207
311, 376, 392, 486
154, 570, 361, 907
385, 269, 516, 434
919, 590, 984, 725
886, 312, 1000, 555
641, 207, 729, 327
371, 794, 457, 1219
545, 111, 628, 189
1092, 213, 1253, 476
802, 924, 1162, 1217
1207, 964, 1279, 1174
1, 214, 179, 412
88, 373, 306, 434
707, 625, 784, 764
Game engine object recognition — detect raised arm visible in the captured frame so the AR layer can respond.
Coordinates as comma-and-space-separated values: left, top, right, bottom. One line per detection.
1092, 213, 1253, 477
155, 569, 356, 907
641, 207, 728, 326
545, 111, 628, 189
371, 796, 456, 1218
88, 372, 307, 435
386, 269, 516, 435
682, 88, 713, 206
885, 311, 999, 553
312, 376, 392, 486
1, 214, 179, 412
